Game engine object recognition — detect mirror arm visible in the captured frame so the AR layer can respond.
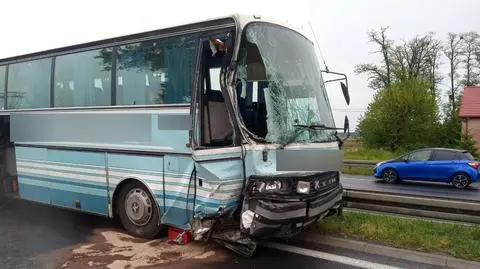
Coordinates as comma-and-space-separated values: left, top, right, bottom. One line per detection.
321, 70, 349, 90
324, 78, 346, 83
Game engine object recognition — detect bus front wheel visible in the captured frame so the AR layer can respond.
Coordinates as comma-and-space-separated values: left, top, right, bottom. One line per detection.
117, 181, 162, 239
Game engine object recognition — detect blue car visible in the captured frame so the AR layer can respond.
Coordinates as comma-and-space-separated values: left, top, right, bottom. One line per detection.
373, 148, 479, 189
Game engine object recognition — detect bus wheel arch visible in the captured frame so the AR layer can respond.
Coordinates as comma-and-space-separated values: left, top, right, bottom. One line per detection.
112, 178, 162, 239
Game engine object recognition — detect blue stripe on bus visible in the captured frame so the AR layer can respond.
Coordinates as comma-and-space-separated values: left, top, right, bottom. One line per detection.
18, 173, 107, 189
18, 176, 107, 197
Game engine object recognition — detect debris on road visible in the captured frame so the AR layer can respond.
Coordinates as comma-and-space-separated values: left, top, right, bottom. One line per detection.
58, 229, 226, 269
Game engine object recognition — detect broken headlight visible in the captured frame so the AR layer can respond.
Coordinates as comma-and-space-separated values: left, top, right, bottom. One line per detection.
250, 179, 285, 193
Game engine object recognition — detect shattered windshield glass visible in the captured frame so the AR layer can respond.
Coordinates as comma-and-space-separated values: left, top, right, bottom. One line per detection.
236, 22, 336, 144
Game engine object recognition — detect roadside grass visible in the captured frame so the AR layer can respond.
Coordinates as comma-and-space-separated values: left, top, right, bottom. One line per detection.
342, 139, 400, 175
341, 167, 372, 176
344, 149, 397, 162
343, 139, 398, 162
315, 211, 480, 261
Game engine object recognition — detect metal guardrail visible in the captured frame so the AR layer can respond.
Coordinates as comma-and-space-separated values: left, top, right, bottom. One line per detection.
341, 189, 480, 224
343, 160, 377, 168
340, 160, 480, 223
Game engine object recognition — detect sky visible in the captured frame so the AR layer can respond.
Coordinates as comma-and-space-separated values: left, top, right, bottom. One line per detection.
0, 0, 479, 129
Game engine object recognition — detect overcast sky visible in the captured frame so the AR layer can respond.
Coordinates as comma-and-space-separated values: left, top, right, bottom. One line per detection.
1, 0, 479, 129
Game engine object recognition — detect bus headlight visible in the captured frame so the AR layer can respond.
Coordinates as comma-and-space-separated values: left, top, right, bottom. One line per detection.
252, 180, 283, 193
264, 180, 282, 191
297, 181, 310, 194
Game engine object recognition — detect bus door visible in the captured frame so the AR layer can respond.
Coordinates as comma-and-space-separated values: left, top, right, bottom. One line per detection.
190, 35, 244, 219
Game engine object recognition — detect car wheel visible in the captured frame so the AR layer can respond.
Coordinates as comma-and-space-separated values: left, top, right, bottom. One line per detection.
117, 181, 162, 239
382, 168, 398, 183
451, 173, 471, 189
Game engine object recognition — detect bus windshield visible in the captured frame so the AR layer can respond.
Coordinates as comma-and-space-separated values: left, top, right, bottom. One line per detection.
236, 22, 336, 145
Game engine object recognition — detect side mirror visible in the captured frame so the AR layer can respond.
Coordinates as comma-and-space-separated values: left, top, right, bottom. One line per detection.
321, 70, 351, 106
341, 82, 350, 105
343, 115, 349, 133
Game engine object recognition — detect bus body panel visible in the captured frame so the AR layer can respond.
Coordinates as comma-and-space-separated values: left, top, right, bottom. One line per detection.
16, 146, 110, 215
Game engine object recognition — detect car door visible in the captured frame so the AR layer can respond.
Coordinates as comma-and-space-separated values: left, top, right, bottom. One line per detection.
402, 150, 432, 180
427, 150, 456, 182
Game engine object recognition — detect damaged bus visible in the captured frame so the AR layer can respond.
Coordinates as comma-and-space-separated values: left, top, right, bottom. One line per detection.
0, 14, 350, 256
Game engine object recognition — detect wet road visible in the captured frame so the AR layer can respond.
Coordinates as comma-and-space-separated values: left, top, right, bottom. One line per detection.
0, 197, 443, 269
341, 174, 480, 201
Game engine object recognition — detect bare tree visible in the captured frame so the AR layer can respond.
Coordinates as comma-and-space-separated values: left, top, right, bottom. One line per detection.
443, 33, 464, 112
391, 33, 439, 79
354, 27, 393, 90
427, 38, 443, 97
460, 32, 480, 86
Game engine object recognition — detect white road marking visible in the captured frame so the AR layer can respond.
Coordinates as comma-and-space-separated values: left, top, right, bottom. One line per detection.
261, 242, 404, 269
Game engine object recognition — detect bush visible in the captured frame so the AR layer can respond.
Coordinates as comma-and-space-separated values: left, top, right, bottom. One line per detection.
358, 78, 440, 151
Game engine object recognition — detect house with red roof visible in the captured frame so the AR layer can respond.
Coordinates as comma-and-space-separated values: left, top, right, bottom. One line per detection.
459, 86, 480, 150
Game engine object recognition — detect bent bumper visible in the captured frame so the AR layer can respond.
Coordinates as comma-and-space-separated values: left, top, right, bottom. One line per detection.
241, 185, 343, 239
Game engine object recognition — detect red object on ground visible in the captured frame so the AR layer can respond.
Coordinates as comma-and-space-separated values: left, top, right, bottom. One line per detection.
167, 227, 192, 244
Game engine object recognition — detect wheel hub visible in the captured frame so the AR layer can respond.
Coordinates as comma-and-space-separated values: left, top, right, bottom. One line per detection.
125, 188, 153, 226
453, 174, 468, 188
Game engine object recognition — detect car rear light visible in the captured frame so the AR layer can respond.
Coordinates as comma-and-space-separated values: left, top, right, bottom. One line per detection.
468, 162, 479, 169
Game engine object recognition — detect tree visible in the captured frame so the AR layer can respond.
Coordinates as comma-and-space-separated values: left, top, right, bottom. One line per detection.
460, 32, 480, 86
443, 33, 464, 112
354, 27, 393, 90
355, 27, 443, 99
358, 77, 440, 151
390, 33, 443, 98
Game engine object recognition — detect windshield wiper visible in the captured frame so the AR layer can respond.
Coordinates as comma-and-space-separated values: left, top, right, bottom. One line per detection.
293, 124, 344, 130
279, 124, 344, 149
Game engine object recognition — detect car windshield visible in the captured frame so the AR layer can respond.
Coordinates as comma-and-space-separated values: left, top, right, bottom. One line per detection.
236, 22, 336, 144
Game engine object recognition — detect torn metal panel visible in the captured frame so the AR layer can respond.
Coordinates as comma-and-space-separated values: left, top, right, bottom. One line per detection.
240, 171, 343, 239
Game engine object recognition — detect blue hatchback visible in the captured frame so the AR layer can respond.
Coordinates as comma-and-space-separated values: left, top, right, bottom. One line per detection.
373, 148, 479, 189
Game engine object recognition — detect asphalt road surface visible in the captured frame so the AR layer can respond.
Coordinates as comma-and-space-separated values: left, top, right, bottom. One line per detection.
0, 197, 444, 269
341, 174, 480, 201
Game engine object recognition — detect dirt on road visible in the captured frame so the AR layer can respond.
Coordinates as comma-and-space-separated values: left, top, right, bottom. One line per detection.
44, 228, 228, 269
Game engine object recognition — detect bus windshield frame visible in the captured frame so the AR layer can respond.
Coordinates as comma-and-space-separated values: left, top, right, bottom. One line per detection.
235, 22, 337, 145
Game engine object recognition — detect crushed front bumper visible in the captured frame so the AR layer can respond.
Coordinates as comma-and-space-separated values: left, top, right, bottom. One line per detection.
240, 184, 343, 239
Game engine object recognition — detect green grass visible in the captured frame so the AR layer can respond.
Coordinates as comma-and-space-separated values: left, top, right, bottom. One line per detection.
341, 167, 373, 176
343, 139, 398, 162
341, 139, 399, 175
316, 211, 480, 261
344, 149, 397, 162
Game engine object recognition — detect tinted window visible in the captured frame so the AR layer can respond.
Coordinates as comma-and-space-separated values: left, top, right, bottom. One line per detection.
116, 35, 198, 105
462, 152, 475, 160
0, 66, 5, 109
7, 58, 51, 109
432, 150, 456, 161
408, 150, 432, 161
54, 49, 112, 107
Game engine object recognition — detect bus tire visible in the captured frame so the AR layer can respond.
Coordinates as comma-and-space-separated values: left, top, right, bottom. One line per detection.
117, 181, 161, 239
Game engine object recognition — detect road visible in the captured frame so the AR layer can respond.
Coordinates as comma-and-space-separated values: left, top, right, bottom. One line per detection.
341, 174, 480, 201
0, 198, 443, 269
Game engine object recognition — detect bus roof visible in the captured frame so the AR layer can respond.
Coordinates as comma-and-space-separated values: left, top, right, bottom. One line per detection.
0, 13, 309, 65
